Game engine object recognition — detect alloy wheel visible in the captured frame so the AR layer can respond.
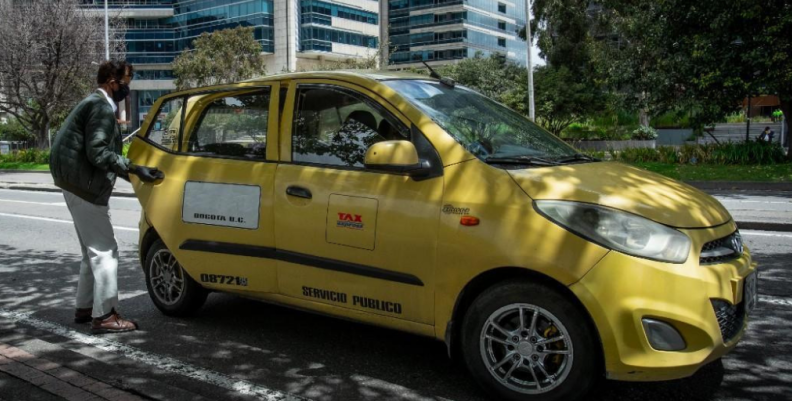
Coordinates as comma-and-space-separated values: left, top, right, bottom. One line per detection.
479, 303, 574, 394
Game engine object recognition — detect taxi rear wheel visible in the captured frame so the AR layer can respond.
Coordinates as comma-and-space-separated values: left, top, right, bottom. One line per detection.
144, 239, 208, 316
461, 281, 598, 401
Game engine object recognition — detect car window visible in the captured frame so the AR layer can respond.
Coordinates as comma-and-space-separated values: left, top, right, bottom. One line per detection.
183, 90, 270, 159
145, 97, 185, 152
292, 86, 406, 168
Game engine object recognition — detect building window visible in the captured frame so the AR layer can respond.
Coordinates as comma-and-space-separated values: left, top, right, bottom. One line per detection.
498, 20, 506, 30
498, 3, 506, 13
498, 38, 506, 47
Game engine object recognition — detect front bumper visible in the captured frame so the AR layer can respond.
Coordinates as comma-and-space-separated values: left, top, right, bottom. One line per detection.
570, 221, 757, 381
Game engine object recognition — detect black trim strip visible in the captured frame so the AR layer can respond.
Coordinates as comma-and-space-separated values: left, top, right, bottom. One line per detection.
179, 240, 424, 287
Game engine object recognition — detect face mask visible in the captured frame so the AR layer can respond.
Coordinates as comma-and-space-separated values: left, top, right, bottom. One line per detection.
112, 83, 130, 103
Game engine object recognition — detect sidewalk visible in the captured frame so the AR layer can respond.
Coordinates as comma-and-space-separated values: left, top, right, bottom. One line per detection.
1, 170, 791, 231
0, 170, 134, 198
0, 343, 146, 401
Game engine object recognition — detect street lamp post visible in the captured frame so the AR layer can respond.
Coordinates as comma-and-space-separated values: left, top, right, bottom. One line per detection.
746, 94, 751, 142
524, 0, 535, 121
104, 0, 110, 61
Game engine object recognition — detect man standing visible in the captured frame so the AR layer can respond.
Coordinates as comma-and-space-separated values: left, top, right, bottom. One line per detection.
50, 61, 162, 334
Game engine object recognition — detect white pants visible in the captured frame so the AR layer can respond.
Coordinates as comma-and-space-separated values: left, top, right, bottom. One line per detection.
63, 190, 119, 318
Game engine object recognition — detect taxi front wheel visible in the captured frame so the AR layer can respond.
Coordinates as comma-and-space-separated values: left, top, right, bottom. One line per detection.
461, 281, 599, 401
144, 240, 208, 316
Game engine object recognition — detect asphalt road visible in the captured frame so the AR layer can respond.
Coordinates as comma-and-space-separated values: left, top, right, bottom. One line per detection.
0, 188, 790, 401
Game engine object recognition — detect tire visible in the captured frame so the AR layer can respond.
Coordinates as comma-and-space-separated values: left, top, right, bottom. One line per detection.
144, 239, 208, 316
461, 280, 600, 401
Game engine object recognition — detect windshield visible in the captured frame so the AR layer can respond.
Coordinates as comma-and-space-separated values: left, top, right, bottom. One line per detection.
384, 80, 579, 162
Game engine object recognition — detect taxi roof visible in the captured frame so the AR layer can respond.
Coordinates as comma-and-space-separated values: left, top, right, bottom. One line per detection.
240, 70, 431, 84
162, 70, 434, 98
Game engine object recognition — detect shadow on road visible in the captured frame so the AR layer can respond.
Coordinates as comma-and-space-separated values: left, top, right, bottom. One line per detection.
1, 244, 790, 401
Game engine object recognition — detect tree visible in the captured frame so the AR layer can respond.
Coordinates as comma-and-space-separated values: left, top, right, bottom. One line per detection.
0, 117, 32, 142
522, 0, 607, 132
439, 53, 529, 115
599, 0, 792, 154
533, 65, 603, 134
172, 27, 266, 90
0, 0, 124, 149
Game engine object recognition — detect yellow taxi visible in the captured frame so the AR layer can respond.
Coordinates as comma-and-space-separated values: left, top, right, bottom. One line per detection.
127, 71, 758, 401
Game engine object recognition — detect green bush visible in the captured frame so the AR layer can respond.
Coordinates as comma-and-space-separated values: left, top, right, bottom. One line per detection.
657, 146, 679, 164
0, 148, 50, 164
652, 112, 691, 129
631, 126, 658, 140
614, 147, 660, 163
0, 118, 32, 141
612, 142, 787, 166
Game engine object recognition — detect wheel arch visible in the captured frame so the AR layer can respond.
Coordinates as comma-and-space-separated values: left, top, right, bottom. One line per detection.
446, 267, 604, 373
139, 227, 161, 269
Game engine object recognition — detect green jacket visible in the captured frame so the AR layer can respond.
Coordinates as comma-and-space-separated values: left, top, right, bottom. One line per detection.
50, 91, 130, 206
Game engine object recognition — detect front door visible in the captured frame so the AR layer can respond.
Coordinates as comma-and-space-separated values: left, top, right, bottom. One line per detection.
273, 80, 443, 324
130, 84, 281, 294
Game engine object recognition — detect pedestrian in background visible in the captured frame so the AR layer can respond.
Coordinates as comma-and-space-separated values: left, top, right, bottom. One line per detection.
758, 126, 775, 143
49, 60, 163, 334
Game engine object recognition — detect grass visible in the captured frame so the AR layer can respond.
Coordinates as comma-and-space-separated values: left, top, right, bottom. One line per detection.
0, 162, 49, 171
633, 162, 792, 182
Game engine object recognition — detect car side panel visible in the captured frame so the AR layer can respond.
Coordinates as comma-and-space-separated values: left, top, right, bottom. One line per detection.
433, 160, 611, 341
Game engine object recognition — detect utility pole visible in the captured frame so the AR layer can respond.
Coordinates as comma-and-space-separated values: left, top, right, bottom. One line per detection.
524, 0, 535, 121
104, 0, 110, 60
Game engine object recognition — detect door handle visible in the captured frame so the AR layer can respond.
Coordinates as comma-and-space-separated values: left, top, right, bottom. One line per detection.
286, 186, 312, 199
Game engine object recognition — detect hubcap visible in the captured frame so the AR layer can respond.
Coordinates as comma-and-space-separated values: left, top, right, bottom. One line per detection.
479, 304, 573, 394
148, 249, 185, 306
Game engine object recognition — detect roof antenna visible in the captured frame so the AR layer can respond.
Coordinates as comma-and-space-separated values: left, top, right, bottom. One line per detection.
422, 61, 441, 79
422, 61, 455, 88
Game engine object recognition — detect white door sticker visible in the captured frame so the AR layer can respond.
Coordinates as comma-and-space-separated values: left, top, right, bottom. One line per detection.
182, 182, 260, 230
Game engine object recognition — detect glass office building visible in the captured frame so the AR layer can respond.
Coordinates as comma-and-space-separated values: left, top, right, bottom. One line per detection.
382, 0, 527, 67
81, 0, 379, 128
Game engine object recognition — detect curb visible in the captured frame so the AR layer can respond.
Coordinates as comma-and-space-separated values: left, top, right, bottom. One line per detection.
686, 181, 792, 192
736, 222, 792, 232
0, 169, 50, 174
0, 183, 135, 199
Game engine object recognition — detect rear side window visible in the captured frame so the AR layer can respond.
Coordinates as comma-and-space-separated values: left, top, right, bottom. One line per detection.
145, 97, 185, 152
292, 86, 406, 168
184, 90, 270, 159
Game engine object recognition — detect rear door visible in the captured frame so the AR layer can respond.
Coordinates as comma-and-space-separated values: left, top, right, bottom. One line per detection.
129, 83, 281, 294
273, 80, 444, 325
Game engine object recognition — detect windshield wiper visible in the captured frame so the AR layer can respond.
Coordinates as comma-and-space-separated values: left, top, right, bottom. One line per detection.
554, 153, 599, 164
484, 156, 560, 166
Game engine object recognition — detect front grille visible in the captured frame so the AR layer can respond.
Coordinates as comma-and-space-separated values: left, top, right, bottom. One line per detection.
711, 299, 746, 343
700, 231, 743, 265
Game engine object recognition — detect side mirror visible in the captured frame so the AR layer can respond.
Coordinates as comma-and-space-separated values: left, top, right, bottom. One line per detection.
364, 140, 430, 177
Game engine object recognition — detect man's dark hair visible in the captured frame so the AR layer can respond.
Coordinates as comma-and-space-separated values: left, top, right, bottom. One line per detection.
96, 60, 134, 85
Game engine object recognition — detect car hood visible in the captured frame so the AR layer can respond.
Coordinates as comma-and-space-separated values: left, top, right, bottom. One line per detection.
508, 162, 731, 228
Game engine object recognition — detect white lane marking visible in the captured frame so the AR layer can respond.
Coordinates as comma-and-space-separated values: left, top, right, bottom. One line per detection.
761, 295, 792, 308
119, 290, 148, 301
716, 200, 791, 204
0, 308, 302, 401
0, 212, 138, 232
0, 199, 66, 206
740, 231, 792, 238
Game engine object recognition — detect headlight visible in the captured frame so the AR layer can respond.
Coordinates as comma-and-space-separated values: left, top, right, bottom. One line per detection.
535, 200, 691, 263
